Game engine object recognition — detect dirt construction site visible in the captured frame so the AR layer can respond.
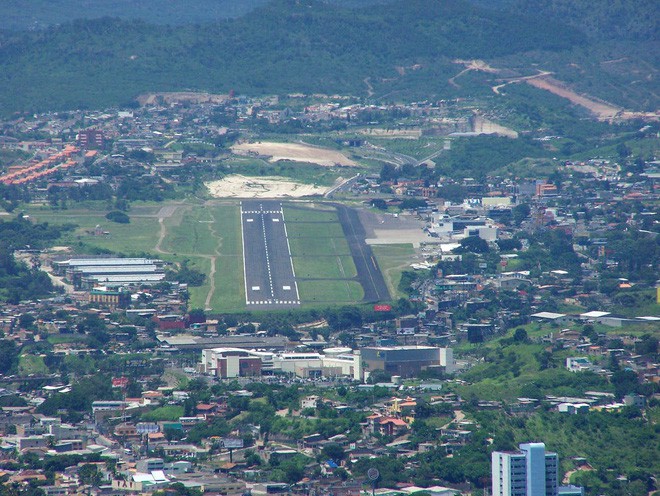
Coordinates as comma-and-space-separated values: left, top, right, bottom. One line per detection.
231, 141, 358, 167
205, 175, 332, 198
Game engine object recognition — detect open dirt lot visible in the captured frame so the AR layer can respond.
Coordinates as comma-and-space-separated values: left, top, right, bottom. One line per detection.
525, 76, 622, 121
232, 142, 358, 167
206, 175, 330, 198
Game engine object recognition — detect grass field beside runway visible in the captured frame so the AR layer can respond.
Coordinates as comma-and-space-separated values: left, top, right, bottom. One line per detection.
298, 279, 364, 303
182, 205, 244, 312
24, 203, 162, 254
293, 255, 357, 279
23, 200, 380, 311
370, 243, 416, 298
284, 203, 362, 305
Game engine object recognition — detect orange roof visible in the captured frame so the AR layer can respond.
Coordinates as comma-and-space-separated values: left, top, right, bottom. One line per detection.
380, 418, 408, 426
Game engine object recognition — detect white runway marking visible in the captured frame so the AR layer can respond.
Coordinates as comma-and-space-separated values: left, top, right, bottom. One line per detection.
242, 201, 301, 307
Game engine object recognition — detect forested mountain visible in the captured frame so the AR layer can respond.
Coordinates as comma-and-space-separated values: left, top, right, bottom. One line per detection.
514, 0, 658, 42
1, 0, 269, 30
0, 0, 390, 30
0, 0, 586, 114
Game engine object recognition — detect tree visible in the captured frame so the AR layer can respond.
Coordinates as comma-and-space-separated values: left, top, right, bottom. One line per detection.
188, 308, 206, 324
105, 211, 130, 223
244, 449, 262, 467
282, 463, 305, 484
164, 427, 184, 441
635, 335, 658, 355
456, 236, 489, 254
512, 203, 531, 225
611, 369, 639, 399
0, 340, 19, 374
78, 464, 102, 486
513, 328, 528, 342
496, 238, 522, 251
322, 443, 346, 463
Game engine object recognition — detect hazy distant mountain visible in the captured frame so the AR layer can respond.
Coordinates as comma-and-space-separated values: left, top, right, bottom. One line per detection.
0, 0, 392, 30
438, 0, 658, 41
0, 0, 654, 114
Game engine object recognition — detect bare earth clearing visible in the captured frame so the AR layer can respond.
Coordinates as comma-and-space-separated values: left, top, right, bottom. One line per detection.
231, 142, 358, 167
525, 76, 623, 121
206, 175, 331, 198
451, 60, 658, 122
526, 75, 659, 121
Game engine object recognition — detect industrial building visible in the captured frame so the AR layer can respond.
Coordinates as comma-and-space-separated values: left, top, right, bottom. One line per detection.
361, 345, 455, 378
52, 257, 166, 289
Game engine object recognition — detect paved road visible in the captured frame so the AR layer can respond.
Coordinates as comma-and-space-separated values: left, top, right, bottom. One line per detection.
334, 204, 390, 302
241, 200, 300, 309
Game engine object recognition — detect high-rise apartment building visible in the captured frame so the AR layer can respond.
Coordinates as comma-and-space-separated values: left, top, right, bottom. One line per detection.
492, 442, 558, 496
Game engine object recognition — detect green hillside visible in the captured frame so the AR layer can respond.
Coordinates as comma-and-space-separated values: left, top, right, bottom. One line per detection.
0, 0, 585, 114
0, 0, 269, 30
0, 0, 392, 30
470, 0, 658, 41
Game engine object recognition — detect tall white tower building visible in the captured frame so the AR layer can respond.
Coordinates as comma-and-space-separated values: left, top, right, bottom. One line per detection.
492, 442, 558, 496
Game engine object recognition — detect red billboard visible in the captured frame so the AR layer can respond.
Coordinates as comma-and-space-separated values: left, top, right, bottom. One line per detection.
373, 304, 392, 312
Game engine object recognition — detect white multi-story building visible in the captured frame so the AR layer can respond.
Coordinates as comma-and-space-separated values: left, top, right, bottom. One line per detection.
492, 442, 558, 496
201, 347, 362, 379
565, 357, 593, 373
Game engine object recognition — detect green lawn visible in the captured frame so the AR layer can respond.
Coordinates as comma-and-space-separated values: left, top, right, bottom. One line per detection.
298, 279, 364, 304
176, 204, 245, 313
25, 204, 161, 254
203, 205, 245, 312
284, 203, 363, 306
18, 354, 49, 375
288, 235, 351, 257
223, 157, 343, 187
293, 255, 357, 279
161, 206, 218, 256
286, 220, 346, 239
141, 405, 185, 421
371, 243, 416, 298
282, 205, 339, 223
47, 334, 88, 345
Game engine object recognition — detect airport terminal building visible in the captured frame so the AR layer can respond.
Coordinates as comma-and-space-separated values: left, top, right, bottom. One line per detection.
201, 347, 362, 380
201, 345, 453, 381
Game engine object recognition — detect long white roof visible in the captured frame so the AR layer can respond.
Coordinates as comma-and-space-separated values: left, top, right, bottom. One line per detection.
63, 258, 158, 267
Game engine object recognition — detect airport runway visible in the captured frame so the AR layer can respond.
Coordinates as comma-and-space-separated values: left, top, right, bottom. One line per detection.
240, 200, 300, 308
334, 204, 391, 302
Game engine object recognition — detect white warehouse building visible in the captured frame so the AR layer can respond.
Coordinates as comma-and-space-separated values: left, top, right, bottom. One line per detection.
201, 347, 362, 380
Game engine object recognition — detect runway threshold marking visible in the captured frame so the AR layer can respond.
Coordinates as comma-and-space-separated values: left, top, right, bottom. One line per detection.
242, 201, 301, 307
